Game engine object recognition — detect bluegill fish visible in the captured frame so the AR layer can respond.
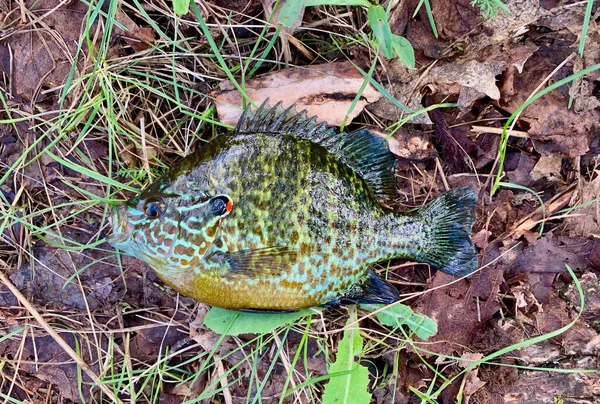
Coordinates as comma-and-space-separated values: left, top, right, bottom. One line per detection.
108, 102, 478, 311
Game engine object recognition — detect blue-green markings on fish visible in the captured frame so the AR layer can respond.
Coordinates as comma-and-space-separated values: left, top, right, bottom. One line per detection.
108, 101, 478, 311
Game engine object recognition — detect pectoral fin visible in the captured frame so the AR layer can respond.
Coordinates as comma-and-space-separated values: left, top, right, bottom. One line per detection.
206, 246, 299, 278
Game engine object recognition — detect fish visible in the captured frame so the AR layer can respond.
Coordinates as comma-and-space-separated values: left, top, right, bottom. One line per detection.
107, 101, 478, 311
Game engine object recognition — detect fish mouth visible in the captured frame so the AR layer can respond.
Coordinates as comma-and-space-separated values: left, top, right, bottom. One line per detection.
106, 205, 130, 246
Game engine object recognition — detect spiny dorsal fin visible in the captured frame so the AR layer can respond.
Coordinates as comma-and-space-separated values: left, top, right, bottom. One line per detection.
235, 100, 398, 201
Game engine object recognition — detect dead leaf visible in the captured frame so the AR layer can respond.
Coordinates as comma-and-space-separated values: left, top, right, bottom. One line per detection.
565, 175, 600, 237
0, 332, 102, 402
530, 154, 562, 183
501, 233, 592, 276
472, 229, 491, 249
0, 0, 89, 102
502, 45, 599, 158
413, 266, 501, 356
128, 323, 187, 363
427, 60, 505, 109
421, 0, 481, 41
369, 127, 435, 161
213, 61, 381, 126
114, 9, 156, 52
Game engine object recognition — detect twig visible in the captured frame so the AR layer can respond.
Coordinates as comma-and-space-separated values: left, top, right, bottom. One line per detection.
0, 267, 123, 404
470, 125, 530, 138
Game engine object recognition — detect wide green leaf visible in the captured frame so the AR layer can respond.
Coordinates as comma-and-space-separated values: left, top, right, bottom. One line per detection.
322, 315, 371, 404
362, 303, 437, 340
277, 0, 305, 27
391, 34, 415, 69
173, 0, 190, 16
367, 5, 393, 58
305, 0, 371, 6
203, 307, 313, 335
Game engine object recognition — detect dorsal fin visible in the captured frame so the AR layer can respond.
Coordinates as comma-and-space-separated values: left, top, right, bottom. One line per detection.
235, 100, 398, 202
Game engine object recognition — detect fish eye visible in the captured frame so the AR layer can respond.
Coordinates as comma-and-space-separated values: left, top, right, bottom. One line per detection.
211, 195, 233, 217
144, 198, 165, 219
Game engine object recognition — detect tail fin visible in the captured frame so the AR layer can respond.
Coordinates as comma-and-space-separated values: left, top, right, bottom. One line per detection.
416, 187, 478, 277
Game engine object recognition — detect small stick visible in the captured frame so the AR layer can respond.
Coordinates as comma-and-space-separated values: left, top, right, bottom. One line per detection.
470, 125, 530, 139
0, 268, 123, 404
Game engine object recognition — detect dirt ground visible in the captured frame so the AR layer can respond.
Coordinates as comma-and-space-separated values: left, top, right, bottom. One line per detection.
0, 0, 599, 403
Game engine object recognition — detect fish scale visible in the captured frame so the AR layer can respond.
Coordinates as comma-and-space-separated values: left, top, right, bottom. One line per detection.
108, 101, 479, 311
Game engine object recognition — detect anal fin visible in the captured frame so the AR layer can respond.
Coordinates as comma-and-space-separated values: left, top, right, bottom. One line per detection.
325, 270, 400, 307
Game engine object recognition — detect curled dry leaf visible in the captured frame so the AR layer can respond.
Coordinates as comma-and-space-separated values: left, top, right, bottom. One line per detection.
213, 61, 381, 126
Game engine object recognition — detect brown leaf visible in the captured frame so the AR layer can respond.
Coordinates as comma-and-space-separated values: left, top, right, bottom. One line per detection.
472, 229, 491, 250
530, 153, 563, 183
213, 61, 381, 126
0, 332, 102, 402
565, 176, 600, 237
129, 323, 187, 363
422, 0, 481, 41
428, 60, 505, 109
413, 265, 501, 356
114, 9, 156, 52
501, 233, 592, 276
502, 45, 599, 158
0, 0, 89, 102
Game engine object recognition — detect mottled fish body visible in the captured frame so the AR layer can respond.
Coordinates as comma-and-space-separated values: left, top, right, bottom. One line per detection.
108, 102, 478, 311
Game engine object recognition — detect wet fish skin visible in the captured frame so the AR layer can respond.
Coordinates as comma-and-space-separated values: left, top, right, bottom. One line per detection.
108, 102, 478, 311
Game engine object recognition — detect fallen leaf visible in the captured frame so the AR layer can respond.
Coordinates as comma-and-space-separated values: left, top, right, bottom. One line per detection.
502, 45, 599, 158
530, 153, 563, 183
114, 9, 156, 52
128, 323, 187, 363
370, 127, 436, 161
413, 266, 501, 356
420, 0, 481, 41
565, 175, 600, 237
203, 307, 313, 335
0, 332, 102, 402
501, 233, 592, 275
213, 61, 381, 126
472, 229, 491, 250
0, 0, 88, 102
464, 369, 486, 404
427, 59, 505, 109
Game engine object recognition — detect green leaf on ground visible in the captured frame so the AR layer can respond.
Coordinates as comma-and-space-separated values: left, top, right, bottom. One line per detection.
204, 307, 313, 335
305, 0, 372, 6
278, 0, 305, 27
173, 0, 190, 16
322, 314, 371, 404
362, 304, 437, 339
391, 34, 415, 69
